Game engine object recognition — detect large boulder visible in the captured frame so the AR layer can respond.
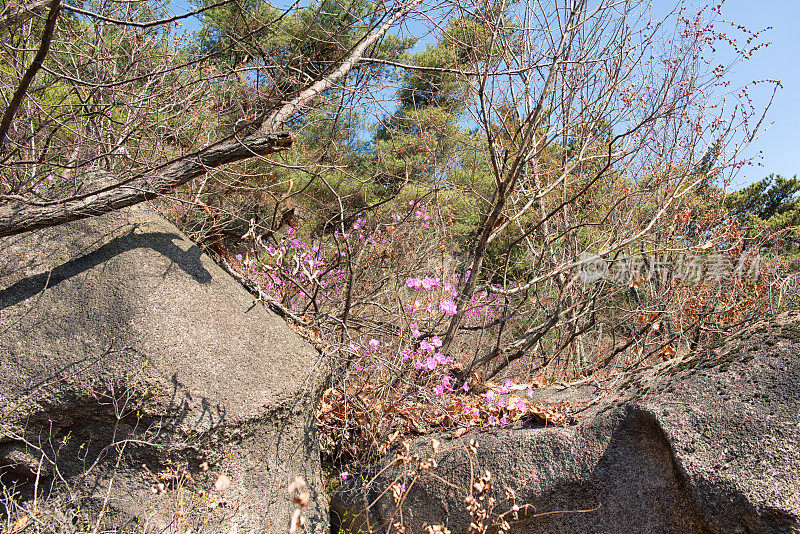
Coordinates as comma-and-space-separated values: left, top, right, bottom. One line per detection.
364, 311, 800, 533
0, 204, 328, 533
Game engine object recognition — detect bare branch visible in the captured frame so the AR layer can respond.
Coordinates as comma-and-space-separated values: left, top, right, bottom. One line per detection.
0, 132, 294, 237
0, 0, 61, 153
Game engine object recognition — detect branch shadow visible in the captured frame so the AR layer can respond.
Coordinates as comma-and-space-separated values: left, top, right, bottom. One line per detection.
0, 227, 212, 312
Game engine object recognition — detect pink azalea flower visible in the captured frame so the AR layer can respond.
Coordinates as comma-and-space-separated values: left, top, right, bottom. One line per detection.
425, 356, 437, 370
414, 360, 423, 370
235, 254, 243, 261
516, 400, 526, 412
485, 391, 495, 401
419, 340, 434, 352
462, 383, 470, 392
439, 300, 457, 315
431, 336, 442, 348
499, 416, 508, 425
433, 384, 443, 395
341, 471, 349, 481
526, 387, 534, 398
497, 398, 506, 408
442, 376, 453, 388
488, 415, 497, 426
406, 277, 423, 290
410, 322, 421, 339
369, 339, 380, 349
421, 277, 440, 290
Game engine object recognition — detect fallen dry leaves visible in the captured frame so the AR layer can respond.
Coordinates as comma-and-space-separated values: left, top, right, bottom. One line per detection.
2, 512, 32, 534
316, 382, 571, 458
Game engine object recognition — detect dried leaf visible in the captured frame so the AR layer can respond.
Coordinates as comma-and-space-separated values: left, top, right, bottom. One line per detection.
3, 514, 30, 534
451, 427, 469, 438
409, 418, 426, 434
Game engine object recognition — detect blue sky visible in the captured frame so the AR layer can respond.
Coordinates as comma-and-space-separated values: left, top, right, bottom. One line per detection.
712, 0, 799, 186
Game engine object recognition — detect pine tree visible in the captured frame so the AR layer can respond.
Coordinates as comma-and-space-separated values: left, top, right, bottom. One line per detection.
725, 174, 800, 249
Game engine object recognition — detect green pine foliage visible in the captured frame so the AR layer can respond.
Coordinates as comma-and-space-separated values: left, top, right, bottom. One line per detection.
725, 174, 800, 249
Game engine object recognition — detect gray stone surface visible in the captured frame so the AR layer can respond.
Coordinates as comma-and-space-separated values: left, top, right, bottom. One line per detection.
363, 311, 800, 533
0, 204, 328, 533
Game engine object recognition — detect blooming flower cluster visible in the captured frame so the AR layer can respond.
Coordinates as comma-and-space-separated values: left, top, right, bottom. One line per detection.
439, 300, 457, 315
222, 199, 526, 425
392, 200, 431, 222
406, 276, 440, 290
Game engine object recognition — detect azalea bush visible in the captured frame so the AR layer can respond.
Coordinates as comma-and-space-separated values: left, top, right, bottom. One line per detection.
200, 198, 546, 459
